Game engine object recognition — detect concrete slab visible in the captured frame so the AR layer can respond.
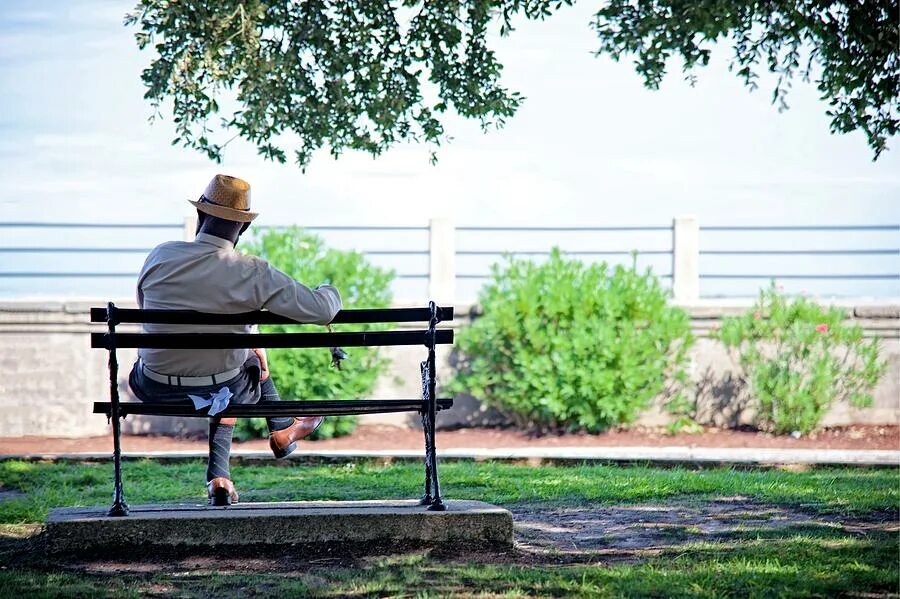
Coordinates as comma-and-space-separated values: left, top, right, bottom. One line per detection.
46, 499, 513, 554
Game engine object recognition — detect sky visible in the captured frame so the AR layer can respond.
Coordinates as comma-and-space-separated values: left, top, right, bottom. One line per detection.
0, 0, 897, 301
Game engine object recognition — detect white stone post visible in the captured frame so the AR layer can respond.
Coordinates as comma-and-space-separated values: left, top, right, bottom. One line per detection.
672, 216, 700, 302
183, 213, 198, 241
428, 218, 455, 304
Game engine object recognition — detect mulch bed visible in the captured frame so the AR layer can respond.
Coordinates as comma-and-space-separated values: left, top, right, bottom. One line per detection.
0, 424, 896, 454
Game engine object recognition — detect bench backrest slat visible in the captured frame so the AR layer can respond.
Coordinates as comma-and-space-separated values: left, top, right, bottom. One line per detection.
90, 306, 454, 325
91, 329, 453, 350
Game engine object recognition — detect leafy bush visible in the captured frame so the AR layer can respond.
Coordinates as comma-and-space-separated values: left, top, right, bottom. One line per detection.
233, 227, 394, 441
713, 284, 886, 435
448, 249, 694, 432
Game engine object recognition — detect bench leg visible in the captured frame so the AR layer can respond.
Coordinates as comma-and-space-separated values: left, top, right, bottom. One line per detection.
424, 351, 445, 512
109, 405, 129, 517
106, 337, 129, 517
424, 410, 445, 511
418, 362, 433, 506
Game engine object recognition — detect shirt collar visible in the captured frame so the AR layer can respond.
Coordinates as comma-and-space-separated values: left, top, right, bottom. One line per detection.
194, 232, 235, 250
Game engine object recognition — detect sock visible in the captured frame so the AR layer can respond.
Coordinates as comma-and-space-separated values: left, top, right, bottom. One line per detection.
207, 420, 234, 482
261, 377, 293, 432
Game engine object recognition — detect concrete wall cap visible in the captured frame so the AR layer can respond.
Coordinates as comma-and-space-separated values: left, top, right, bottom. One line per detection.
855, 305, 900, 319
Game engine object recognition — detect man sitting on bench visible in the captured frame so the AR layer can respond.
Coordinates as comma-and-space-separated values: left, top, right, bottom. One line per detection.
128, 174, 343, 506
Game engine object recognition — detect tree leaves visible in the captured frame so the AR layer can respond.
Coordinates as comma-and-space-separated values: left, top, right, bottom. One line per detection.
593, 0, 899, 159
127, 0, 897, 168
126, 0, 543, 169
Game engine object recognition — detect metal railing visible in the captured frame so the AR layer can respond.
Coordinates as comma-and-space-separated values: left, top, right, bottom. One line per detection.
0, 222, 181, 280
453, 224, 673, 281
696, 224, 900, 297
1, 219, 897, 301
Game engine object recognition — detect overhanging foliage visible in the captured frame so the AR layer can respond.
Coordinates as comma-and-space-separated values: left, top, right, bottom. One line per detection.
126, 1, 898, 168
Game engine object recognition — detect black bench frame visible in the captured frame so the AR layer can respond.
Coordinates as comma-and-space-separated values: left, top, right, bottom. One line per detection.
91, 301, 454, 516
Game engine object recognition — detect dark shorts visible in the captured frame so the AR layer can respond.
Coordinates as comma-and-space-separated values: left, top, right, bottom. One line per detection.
128, 354, 278, 406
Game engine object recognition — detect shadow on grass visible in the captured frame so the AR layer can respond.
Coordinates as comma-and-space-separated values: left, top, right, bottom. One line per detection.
1, 512, 897, 599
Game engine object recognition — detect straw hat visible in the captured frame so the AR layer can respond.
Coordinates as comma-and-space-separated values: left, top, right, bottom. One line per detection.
188, 174, 258, 222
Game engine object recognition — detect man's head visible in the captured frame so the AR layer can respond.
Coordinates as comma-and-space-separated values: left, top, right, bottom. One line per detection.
190, 174, 256, 245
196, 211, 251, 245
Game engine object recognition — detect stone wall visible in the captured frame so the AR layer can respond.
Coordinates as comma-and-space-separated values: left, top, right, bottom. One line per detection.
644, 303, 900, 428
0, 299, 896, 438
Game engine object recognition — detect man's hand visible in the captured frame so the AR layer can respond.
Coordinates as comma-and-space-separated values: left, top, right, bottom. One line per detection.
251, 348, 270, 382
326, 324, 348, 370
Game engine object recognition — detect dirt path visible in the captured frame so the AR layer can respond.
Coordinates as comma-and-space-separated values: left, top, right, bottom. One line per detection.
1, 424, 897, 454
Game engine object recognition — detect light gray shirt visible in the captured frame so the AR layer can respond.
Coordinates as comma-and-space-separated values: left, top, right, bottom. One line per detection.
137, 232, 343, 376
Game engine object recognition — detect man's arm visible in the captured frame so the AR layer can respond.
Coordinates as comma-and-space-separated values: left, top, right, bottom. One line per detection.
253, 260, 343, 324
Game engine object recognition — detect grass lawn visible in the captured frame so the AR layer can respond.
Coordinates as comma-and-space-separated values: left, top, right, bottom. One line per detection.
0, 459, 897, 597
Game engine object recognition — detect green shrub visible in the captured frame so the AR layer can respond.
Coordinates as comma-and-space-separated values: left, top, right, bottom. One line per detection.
448, 249, 694, 432
713, 284, 886, 435
234, 227, 394, 441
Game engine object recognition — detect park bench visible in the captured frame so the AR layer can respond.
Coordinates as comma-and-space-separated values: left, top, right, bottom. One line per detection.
90, 301, 454, 517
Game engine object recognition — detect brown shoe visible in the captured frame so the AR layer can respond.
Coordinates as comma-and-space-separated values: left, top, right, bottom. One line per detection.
207, 477, 239, 506
269, 416, 325, 459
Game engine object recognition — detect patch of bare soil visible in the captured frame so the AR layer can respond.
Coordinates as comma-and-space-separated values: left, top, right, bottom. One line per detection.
0, 424, 897, 455
511, 498, 898, 558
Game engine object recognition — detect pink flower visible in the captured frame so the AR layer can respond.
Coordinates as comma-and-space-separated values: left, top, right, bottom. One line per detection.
710, 323, 719, 330
815, 324, 829, 333
753, 312, 761, 320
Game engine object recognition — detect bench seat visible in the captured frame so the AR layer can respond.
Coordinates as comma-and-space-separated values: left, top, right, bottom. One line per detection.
94, 398, 454, 418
